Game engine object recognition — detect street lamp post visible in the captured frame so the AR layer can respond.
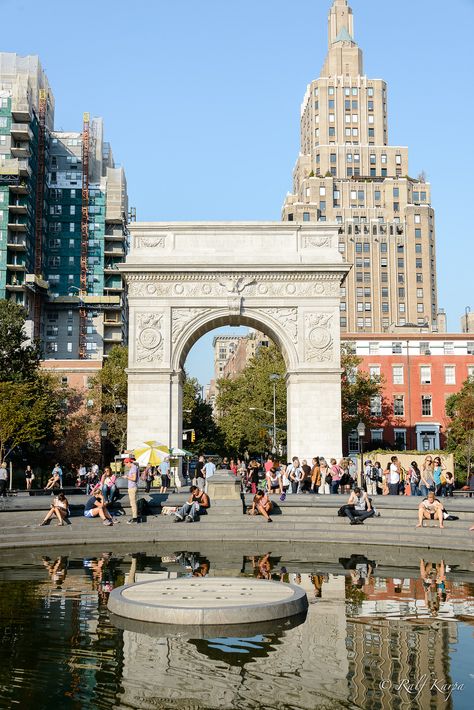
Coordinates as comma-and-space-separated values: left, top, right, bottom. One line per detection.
269, 374, 280, 454
357, 420, 366, 488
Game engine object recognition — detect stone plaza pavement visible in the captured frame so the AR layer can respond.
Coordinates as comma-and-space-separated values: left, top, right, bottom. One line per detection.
1, 489, 473, 557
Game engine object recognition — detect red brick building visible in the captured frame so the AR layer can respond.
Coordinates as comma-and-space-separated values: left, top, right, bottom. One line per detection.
344, 334, 474, 454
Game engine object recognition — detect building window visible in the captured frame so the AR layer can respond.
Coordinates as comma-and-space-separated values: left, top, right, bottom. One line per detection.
394, 429, 407, 450
369, 365, 380, 380
369, 342, 379, 355
348, 431, 359, 452
370, 396, 382, 416
445, 365, 456, 385
371, 429, 383, 443
392, 365, 404, 385
303, 212, 310, 222
467, 342, 474, 356
444, 341, 454, 355
468, 365, 474, 381
420, 366, 431, 384
393, 395, 405, 417
414, 214, 421, 224
392, 342, 402, 354
421, 395, 432, 416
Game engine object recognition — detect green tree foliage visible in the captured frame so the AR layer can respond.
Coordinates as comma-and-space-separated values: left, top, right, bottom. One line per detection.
216, 344, 286, 454
0, 374, 64, 461
0, 300, 40, 383
341, 344, 387, 439
182, 373, 224, 454
91, 345, 128, 453
446, 378, 474, 477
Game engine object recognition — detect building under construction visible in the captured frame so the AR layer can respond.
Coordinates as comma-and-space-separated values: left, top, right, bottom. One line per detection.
0, 52, 128, 365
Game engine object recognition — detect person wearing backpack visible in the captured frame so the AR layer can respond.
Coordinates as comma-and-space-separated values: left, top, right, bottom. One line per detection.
408, 461, 421, 496
364, 460, 379, 496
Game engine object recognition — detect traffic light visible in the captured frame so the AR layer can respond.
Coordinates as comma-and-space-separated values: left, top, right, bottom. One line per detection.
191, 429, 196, 443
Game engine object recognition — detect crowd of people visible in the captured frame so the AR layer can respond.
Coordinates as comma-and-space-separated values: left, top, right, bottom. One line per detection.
199, 454, 457, 499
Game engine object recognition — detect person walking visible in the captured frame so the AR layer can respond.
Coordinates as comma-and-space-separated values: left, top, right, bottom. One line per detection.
158, 457, 171, 493
124, 458, 139, 524
0, 462, 8, 497
24, 465, 34, 491
203, 457, 216, 493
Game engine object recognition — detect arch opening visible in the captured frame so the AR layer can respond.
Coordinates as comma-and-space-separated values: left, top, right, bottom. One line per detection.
173, 308, 297, 374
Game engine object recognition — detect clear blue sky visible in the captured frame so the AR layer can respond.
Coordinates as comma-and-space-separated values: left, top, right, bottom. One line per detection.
3, 0, 473, 386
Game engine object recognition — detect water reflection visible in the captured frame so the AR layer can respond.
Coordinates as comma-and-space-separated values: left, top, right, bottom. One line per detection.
0, 549, 472, 709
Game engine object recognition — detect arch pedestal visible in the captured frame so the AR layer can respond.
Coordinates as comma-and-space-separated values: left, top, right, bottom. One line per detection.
121, 222, 350, 461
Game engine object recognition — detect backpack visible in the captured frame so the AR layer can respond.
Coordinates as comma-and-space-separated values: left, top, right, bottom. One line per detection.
369, 466, 379, 481
136, 498, 152, 518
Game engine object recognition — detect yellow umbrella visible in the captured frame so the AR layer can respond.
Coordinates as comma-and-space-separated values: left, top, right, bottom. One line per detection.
134, 441, 169, 467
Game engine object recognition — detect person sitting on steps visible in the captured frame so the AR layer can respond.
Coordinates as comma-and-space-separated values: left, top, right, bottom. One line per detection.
173, 486, 210, 523
248, 490, 273, 522
339, 487, 375, 525
39, 491, 70, 526
84, 490, 114, 526
417, 491, 444, 529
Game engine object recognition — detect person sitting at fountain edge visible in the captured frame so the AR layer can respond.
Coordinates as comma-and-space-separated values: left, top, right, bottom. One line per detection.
173, 486, 209, 523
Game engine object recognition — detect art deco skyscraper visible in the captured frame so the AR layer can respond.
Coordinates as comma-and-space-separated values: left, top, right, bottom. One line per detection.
282, 0, 438, 334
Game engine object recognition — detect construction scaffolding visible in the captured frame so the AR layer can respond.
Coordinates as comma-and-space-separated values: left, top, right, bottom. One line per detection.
33, 89, 47, 340
79, 112, 90, 359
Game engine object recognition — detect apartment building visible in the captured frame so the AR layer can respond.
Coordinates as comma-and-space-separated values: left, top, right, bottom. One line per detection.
282, 0, 439, 334
0, 53, 128, 360
0, 53, 54, 339
222, 331, 270, 380
44, 119, 128, 359
344, 333, 474, 454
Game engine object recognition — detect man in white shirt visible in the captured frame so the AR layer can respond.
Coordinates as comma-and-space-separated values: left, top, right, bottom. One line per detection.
203, 458, 216, 493
340, 487, 374, 525
388, 456, 401, 496
286, 457, 303, 494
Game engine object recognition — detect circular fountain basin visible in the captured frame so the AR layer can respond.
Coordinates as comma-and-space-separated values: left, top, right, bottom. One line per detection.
108, 577, 308, 626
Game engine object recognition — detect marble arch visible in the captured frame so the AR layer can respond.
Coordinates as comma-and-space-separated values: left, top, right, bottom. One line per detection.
121, 222, 350, 460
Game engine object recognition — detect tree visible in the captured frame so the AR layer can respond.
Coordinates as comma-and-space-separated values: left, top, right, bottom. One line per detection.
216, 344, 287, 454
446, 378, 474, 478
49, 387, 100, 469
0, 300, 40, 383
91, 345, 128, 453
341, 344, 387, 442
182, 373, 224, 454
0, 375, 64, 461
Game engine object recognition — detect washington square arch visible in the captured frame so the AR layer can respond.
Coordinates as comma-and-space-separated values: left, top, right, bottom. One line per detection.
121, 222, 350, 461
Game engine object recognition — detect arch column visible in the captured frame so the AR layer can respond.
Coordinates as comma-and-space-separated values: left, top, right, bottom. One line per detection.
286, 369, 343, 461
